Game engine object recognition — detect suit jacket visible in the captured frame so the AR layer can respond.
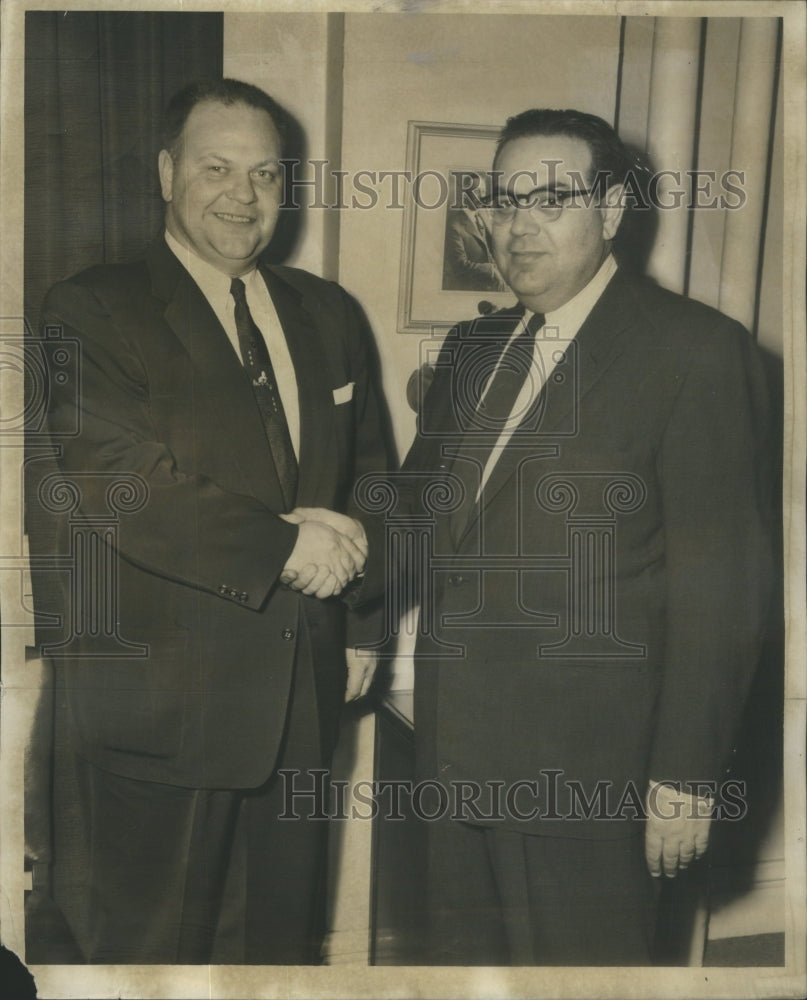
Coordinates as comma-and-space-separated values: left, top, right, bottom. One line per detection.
389, 267, 774, 836
42, 237, 390, 789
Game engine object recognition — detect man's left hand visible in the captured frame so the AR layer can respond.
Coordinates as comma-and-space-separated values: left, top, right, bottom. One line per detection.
344, 647, 378, 701
644, 780, 713, 878
281, 508, 368, 562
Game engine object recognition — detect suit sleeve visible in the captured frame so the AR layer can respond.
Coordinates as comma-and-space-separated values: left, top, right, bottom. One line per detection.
648, 317, 775, 787
43, 277, 298, 612
351, 325, 461, 616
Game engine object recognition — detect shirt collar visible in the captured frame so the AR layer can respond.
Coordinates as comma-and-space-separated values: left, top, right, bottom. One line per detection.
526, 254, 618, 334
164, 229, 258, 306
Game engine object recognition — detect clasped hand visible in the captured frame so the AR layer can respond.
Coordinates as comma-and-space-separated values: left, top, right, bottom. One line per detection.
279, 507, 368, 599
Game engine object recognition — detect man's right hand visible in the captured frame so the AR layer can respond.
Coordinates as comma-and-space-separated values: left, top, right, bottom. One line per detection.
279, 519, 366, 599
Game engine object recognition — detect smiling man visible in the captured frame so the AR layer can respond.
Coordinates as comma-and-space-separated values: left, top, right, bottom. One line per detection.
387, 108, 774, 964
42, 79, 390, 964
159, 99, 283, 272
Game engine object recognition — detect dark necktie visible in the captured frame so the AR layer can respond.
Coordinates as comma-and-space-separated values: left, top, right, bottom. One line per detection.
230, 277, 298, 510
449, 311, 545, 543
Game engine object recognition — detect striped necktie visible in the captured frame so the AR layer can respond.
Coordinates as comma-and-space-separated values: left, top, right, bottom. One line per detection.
448, 311, 545, 543
231, 277, 298, 509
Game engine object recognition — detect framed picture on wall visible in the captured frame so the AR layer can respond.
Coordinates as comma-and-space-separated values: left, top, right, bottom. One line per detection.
397, 121, 516, 333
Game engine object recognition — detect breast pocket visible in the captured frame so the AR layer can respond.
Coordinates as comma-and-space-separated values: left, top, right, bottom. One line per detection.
332, 381, 355, 406
330, 382, 356, 456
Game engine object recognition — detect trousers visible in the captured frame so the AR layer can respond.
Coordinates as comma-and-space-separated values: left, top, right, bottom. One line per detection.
422, 816, 658, 965
70, 653, 329, 964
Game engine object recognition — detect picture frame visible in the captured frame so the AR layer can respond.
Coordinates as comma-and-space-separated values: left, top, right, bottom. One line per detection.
397, 121, 516, 333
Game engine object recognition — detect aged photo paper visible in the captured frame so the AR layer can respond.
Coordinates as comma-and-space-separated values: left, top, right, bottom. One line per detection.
1, 1, 805, 998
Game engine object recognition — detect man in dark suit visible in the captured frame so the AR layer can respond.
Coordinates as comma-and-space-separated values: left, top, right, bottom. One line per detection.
357, 108, 773, 965
42, 78, 389, 964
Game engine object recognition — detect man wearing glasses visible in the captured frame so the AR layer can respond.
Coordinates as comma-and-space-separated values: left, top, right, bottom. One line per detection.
387, 108, 773, 964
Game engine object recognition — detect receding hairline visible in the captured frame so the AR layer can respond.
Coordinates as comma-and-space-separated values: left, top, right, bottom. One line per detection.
165, 97, 283, 158
492, 130, 596, 174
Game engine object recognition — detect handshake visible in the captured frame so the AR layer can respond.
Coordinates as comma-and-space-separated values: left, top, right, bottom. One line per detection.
279, 507, 368, 600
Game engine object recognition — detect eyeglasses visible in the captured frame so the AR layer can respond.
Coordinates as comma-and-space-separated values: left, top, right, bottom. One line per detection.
478, 186, 599, 225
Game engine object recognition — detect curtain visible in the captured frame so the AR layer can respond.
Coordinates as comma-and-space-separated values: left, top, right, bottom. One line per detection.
615, 16, 782, 351
24, 11, 224, 321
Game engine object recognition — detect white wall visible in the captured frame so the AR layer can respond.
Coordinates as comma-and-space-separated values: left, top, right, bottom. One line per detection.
224, 13, 333, 277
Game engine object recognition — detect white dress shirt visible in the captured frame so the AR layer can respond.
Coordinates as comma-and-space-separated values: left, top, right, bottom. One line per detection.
164, 230, 301, 457
475, 254, 618, 498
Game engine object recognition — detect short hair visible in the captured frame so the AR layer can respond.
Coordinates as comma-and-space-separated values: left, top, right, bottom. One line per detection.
161, 78, 288, 158
494, 109, 633, 189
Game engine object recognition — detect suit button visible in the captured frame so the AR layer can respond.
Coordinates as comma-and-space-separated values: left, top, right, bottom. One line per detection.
448, 574, 464, 585
239, 593, 249, 603
218, 584, 228, 595
282, 627, 295, 641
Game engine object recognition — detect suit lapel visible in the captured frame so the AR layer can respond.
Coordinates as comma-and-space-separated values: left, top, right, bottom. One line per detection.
148, 241, 287, 511
537, 268, 637, 436
439, 308, 522, 545
458, 269, 639, 545
261, 266, 337, 507
437, 308, 523, 467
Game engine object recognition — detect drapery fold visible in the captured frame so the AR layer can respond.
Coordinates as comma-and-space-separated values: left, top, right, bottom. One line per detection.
617, 15, 782, 342
24, 11, 223, 324
644, 17, 702, 294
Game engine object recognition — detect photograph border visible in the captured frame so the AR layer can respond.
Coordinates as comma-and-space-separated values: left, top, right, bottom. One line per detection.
1, 1, 805, 999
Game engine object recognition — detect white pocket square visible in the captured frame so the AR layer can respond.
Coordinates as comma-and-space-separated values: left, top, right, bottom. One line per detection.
332, 382, 355, 404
